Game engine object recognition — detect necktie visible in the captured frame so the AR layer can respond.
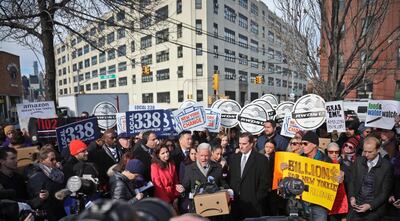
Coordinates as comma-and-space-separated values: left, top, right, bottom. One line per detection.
240, 155, 247, 177
184, 150, 189, 157
110, 148, 119, 162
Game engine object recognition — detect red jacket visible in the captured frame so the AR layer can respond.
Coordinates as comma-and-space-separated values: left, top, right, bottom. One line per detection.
151, 162, 180, 203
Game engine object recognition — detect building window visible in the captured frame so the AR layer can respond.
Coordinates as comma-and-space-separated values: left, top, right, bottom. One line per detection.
250, 20, 259, 35
156, 69, 170, 80
79, 74, 84, 81
239, 71, 248, 83
83, 45, 90, 54
195, 20, 202, 35
100, 67, 106, 76
63, 79, 67, 84
177, 45, 183, 58
116, 10, 125, 21
268, 77, 274, 86
250, 57, 259, 68
268, 31, 274, 42
156, 50, 169, 63
117, 45, 126, 57
276, 79, 281, 87
268, 48, 274, 60
142, 93, 154, 103
108, 49, 116, 60
141, 54, 153, 65
239, 53, 248, 65
196, 64, 203, 76
157, 92, 170, 103
177, 0, 182, 14
196, 90, 203, 102
131, 41, 135, 52
132, 75, 136, 84
250, 39, 258, 53
177, 23, 183, 38
213, 0, 219, 14
196, 43, 202, 55
59, 80, 62, 86
92, 70, 98, 78
100, 80, 107, 89
224, 28, 235, 44
283, 80, 287, 87
213, 23, 218, 36
140, 16, 152, 28
239, 0, 248, 8
64, 88, 68, 94
118, 62, 127, 72
177, 66, 183, 78
195, 0, 202, 9
109, 79, 116, 88
108, 65, 116, 75
238, 34, 248, 48
119, 77, 127, 86
156, 28, 169, 44
99, 52, 106, 63
239, 14, 248, 29
91, 56, 97, 65
117, 28, 125, 39
155, 5, 168, 22
107, 32, 115, 44
86, 84, 91, 91
142, 73, 153, 83
178, 90, 184, 102
85, 72, 91, 80
140, 35, 152, 49
225, 68, 236, 80
224, 5, 236, 23
250, 2, 258, 15
131, 59, 136, 68
224, 49, 235, 62
214, 46, 218, 58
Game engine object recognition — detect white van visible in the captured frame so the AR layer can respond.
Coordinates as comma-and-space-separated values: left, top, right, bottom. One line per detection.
343, 99, 369, 122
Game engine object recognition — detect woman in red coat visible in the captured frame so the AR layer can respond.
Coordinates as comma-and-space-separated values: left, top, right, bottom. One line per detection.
151, 144, 185, 207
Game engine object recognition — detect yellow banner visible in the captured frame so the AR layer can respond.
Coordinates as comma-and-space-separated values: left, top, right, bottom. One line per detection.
273, 152, 340, 210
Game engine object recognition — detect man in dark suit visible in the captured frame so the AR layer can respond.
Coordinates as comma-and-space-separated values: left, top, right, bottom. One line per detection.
170, 131, 192, 173
228, 132, 270, 220
347, 136, 393, 221
131, 131, 158, 182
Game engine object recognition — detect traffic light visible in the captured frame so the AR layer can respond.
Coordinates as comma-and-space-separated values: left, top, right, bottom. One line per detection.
142, 65, 151, 75
255, 75, 262, 84
212, 72, 219, 90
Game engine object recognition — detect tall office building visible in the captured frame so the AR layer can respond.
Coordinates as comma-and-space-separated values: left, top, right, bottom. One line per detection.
55, 0, 306, 108
33, 61, 38, 76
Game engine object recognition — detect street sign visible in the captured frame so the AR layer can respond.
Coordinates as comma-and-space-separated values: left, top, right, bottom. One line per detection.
99, 74, 116, 80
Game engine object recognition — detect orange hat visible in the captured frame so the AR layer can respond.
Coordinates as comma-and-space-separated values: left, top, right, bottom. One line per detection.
4, 125, 15, 135
69, 139, 88, 156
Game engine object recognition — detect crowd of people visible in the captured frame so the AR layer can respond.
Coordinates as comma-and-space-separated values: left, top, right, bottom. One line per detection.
0, 115, 400, 221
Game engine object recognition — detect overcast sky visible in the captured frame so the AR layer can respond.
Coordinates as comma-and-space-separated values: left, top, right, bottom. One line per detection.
0, 0, 278, 76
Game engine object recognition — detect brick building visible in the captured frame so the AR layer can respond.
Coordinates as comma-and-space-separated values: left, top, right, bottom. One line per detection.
320, 0, 400, 100
0, 51, 23, 123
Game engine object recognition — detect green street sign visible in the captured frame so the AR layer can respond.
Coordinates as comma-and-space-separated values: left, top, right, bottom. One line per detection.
99, 74, 116, 80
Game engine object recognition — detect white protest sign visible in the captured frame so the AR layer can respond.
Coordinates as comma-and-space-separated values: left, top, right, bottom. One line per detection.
275, 102, 295, 123
281, 113, 302, 138
173, 104, 206, 131
179, 99, 198, 109
238, 104, 268, 135
365, 100, 400, 130
212, 99, 241, 128
92, 101, 117, 129
17, 101, 57, 132
116, 113, 127, 134
204, 108, 222, 133
260, 94, 279, 107
251, 99, 276, 119
292, 94, 326, 131
325, 101, 346, 133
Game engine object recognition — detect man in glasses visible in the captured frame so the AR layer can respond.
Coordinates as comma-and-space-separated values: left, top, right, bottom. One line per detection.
347, 136, 393, 220
300, 131, 331, 221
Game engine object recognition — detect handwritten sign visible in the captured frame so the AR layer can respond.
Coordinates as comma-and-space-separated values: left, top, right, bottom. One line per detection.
325, 101, 345, 133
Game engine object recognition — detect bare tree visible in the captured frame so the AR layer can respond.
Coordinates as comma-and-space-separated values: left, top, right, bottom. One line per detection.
273, 0, 400, 101
0, 0, 161, 103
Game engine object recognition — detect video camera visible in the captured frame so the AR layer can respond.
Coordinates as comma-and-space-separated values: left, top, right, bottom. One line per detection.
278, 177, 309, 218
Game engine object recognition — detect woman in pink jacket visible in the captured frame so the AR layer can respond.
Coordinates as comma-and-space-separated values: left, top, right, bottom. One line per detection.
151, 144, 185, 208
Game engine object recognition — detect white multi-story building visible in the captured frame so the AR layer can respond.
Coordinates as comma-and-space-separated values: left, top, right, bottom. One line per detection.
55, 0, 306, 108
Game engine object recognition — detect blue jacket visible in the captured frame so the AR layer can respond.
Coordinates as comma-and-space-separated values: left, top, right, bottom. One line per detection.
256, 133, 289, 152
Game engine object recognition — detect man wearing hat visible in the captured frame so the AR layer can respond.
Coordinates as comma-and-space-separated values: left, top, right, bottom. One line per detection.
300, 131, 331, 221
110, 159, 145, 203
63, 139, 98, 181
117, 132, 131, 153
1, 125, 16, 148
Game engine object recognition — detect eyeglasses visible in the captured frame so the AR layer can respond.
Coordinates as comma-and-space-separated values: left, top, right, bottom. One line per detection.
300, 141, 310, 146
290, 142, 300, 146
344, 143, 355, 149
327, 150, 340, 154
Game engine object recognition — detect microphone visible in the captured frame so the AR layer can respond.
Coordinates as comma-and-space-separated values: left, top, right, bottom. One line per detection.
55, 188, 72, 200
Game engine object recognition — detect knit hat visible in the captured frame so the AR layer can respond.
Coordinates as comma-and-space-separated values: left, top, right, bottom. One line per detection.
302, 131, 319, 146
344, 137, 359, 149
69, 139, 88, 156
4, 125, 15, 135
125, 159, 144, 175
117, 132, 130, 139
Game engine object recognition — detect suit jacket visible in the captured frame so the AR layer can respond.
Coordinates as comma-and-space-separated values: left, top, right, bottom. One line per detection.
348, 154, 393, 220
132, 144, 153, 182
228, 150, 270, 220
182, 161, 225, 193
88, 145, 122, 186
170, 145, 186, 174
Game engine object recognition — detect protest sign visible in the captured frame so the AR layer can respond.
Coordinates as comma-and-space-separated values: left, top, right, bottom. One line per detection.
212, 99, 241, 128
251, 99, 276, 119
126, 109, 165, 135
17, 101, 56, 132
129, 104, 159, 111
260, 94, 279, 107
116, 113, 127, 134
92, 101, 117, 129
158, 110, 179, 137
292, 94, 326, 131
179, 99, 198, 109
238, 104, 268, 135
273, 152, 340, 210
56, 117, 100, 152
325, 101, 346, 133
365, 100, 400, 130
204, 108, 222, 133
280, 113, 302, 138
275, 102, 294, 123
173, 105, 206, 131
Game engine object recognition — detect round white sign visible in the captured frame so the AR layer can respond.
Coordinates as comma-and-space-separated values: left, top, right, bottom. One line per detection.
92, 102, 118, 129
292, 94, 326, 130
238, 103, 268, 135
214, 99, 241, 128
275, 102, 295, 123
251, 99, 276, 119
260, 94, 279, 107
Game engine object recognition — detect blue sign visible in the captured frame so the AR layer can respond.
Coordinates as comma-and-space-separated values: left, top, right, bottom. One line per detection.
126, 109, 178, 137
56, 117, 100, 152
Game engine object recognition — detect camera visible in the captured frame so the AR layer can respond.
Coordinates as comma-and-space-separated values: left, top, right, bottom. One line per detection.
278, 177, 308, 199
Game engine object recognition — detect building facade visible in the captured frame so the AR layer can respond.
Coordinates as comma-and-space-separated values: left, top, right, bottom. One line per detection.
55, 0, 306, 108
0, 51, 23, 123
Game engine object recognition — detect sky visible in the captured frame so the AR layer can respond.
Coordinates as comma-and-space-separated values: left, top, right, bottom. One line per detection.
0, 0, 278, 76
